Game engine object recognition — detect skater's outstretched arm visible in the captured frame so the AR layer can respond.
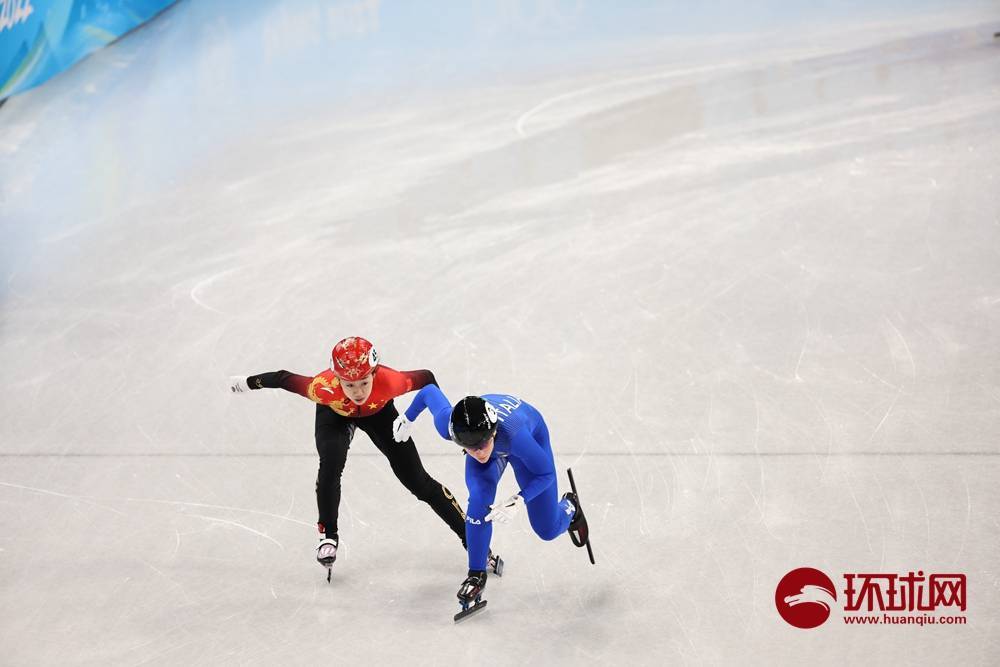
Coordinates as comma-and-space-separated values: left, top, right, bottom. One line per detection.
403, 384, 454, 440
234, 366, 435, 404
238, 370, 314, 398
508, 430, 557, 501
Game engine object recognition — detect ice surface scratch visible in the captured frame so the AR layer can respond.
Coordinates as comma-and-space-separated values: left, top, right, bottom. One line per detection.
123, 497, 313, 526
883, 316, 916, 378
189, 269, 237, 314
868, 391, 901, 442
0, 481, 81, 499
0, 481, 128, 516
136, 424, 155, 444
748, 390, 775, 538
514, 62, 738, 137
186, 513, 284, 549
857, 362, 899, 390
793, 324, 810, 382
140, 558, 169, 580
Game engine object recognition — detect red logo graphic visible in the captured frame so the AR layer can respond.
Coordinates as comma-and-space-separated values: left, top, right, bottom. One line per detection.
775, 568, 838, 629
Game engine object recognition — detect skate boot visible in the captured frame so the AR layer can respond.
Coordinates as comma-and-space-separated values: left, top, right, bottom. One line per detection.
454, 569, 488, 622
316, 535, 338, 582
562, 492, 589, 547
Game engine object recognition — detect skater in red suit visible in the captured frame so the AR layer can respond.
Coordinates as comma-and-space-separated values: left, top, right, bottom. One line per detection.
228, 337, 466, 577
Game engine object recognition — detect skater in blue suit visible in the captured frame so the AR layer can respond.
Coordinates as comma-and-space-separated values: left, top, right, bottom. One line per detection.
393, 385, 590, 618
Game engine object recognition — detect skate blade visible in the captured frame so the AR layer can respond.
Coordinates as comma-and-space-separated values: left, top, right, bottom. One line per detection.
567, 467, 596, 565
568, 528, 595, 564
453, 599, 488, 623
584, 539, 595, 565
490, 555, 504, 577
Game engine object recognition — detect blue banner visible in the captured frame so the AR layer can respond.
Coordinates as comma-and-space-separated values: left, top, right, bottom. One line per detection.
0, 0, 176, 100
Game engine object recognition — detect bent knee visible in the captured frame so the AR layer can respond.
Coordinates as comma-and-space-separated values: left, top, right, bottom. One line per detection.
536, 526, 564, 541
530, 518, 566, 541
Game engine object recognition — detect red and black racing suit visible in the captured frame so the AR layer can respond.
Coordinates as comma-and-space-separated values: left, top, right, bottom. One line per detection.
246, 366, 466, 545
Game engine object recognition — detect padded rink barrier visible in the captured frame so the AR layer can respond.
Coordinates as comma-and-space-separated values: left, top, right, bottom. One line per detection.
0, 0, 176, 100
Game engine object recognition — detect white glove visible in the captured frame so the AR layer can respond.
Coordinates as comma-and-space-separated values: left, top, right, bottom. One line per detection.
392, 415, 413, 442
228, 376, 251, 394
485, 494, 523, 524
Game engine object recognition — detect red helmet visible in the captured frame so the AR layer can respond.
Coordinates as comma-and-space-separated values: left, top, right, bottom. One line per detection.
330, 337, 379, 380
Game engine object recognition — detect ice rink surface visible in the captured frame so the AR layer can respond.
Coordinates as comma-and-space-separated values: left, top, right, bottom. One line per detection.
2, 1, 1000, 665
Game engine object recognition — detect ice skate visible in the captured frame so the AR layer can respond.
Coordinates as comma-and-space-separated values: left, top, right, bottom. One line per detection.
316, 536, 338, 582
454, 570, 488, 622
565, 468, 595, 565
488, 550, 504, 577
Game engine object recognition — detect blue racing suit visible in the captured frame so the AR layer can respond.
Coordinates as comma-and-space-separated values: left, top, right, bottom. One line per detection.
404, 385, 574, 571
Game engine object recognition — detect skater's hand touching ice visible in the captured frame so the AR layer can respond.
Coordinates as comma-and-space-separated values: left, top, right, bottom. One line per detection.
485, 494, 523, 524
392, 415, 413, 442
228, 376, 251, 394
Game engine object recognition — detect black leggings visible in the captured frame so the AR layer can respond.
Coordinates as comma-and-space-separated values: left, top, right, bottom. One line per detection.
314, 400, 466, 545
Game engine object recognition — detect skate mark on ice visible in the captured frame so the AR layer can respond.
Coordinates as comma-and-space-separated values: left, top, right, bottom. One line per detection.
792, 333, 809, 382
0, 481, 128, 516
186, 513, 284, 549
188, 268, 238, 315
857, 361, 900, 391
514, 62, 740, 137
123, 497, 313, 527
868, 390, 902, 443
746, 387, 780, 541
136, 423, 156, 444
138, 558, 194, 604
883, 315, 916, 378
